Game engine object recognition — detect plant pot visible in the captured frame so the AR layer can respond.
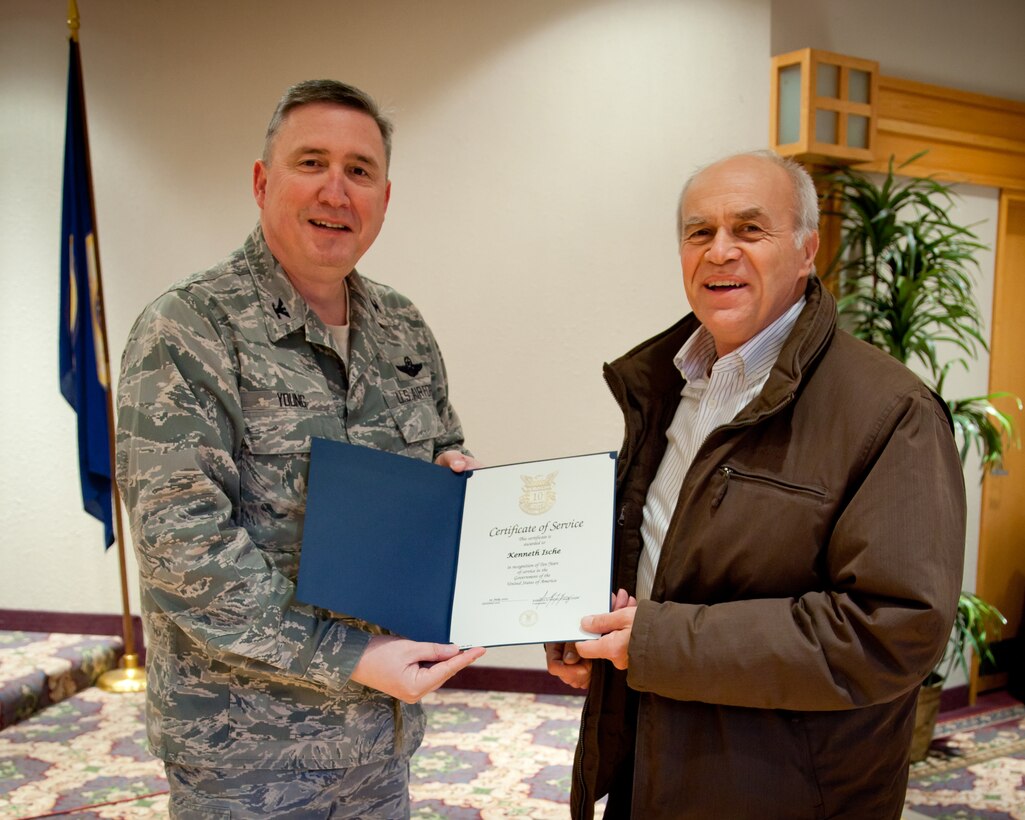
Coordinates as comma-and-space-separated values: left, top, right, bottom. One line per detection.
910, 683, 942, 763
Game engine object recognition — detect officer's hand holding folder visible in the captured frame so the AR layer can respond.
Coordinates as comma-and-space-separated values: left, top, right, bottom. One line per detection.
296, 439, 616, 647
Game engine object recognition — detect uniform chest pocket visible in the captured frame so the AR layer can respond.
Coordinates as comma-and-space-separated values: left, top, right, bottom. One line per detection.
238, 392, 344, 565
241, 390, 343, 455
381, 377, 445, 447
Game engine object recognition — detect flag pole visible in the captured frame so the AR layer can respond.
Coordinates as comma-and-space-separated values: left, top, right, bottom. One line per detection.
67, 0, 78, 41
66, 0, 145, 693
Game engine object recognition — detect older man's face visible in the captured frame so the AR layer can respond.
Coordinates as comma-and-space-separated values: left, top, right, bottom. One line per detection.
679, 155, 818, 357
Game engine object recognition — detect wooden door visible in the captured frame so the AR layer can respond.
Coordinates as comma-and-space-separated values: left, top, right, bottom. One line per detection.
975, 191, 1025, 695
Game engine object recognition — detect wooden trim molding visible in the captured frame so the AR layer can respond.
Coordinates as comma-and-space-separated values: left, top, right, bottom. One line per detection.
0, 609, 975, 703
865, 75, 1025, 189
444, 666, 582, 696
0, 609, 145, 661
940, 684, 971, 714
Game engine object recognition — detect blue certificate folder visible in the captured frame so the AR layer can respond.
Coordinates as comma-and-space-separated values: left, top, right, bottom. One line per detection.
296, 438, 617, 646
297, 438, 467, 644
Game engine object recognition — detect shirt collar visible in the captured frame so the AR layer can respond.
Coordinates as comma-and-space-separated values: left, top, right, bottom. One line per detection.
242, 224, 391, 351
244, 224, 310, 343
674, 296, 807, 386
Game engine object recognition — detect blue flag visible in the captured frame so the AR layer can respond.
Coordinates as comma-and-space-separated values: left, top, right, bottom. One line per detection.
59, 38, 114, 548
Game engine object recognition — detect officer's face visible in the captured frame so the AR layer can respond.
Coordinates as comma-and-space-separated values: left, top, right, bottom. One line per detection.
254, 102, 390, 287
679, 155, 818, 357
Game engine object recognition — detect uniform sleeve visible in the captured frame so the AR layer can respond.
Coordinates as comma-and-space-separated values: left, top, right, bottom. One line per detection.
626, 387, 967, 710
116, 289, 370, 690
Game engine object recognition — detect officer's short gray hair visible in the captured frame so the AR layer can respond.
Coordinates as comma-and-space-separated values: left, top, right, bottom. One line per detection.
676, 150, 819, 247
262, 79, 393, 170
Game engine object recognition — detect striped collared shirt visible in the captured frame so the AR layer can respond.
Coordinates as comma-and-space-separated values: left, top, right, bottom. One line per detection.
635, 297, 806, 600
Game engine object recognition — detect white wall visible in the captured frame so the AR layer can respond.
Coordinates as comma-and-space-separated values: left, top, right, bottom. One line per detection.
0, 0, 768, 669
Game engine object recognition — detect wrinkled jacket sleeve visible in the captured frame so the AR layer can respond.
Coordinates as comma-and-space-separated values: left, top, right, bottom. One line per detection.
116, 289, 370, 690
627, 386, 967, 710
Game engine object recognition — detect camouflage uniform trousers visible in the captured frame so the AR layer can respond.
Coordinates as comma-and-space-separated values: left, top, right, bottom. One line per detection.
165, 756, 410, 819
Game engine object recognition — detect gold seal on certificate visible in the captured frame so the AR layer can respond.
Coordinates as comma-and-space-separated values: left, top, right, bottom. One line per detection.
519, 472, 557, 515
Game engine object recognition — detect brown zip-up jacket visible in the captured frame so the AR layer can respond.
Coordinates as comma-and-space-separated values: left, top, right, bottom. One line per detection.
572, 277, 966, 819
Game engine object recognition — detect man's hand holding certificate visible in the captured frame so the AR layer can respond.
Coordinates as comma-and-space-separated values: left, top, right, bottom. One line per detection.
297, 440, 616, 647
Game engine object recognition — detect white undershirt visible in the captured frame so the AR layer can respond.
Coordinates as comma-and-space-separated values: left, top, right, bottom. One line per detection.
324, 281, 351, 363
635, 297, 806, 600
326, 323, 350, 363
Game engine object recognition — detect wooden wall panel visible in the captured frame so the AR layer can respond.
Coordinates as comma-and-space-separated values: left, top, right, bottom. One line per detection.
864, 76, 1025, 189
976, 193, 1025, 696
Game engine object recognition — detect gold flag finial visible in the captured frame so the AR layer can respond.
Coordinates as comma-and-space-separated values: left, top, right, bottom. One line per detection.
68, 0, 80, 41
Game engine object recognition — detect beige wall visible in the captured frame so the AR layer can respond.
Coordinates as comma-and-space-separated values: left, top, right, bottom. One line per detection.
1, 0, 1020, 672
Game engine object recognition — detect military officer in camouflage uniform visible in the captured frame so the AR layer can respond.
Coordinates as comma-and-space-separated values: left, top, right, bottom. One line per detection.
116, 79, 486, 819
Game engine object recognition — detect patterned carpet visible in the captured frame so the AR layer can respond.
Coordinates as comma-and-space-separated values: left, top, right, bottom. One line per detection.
0, 686, 587, 819
905, 701, 1025, 819
1, 682, 1024, 818
0, 632, 120, 732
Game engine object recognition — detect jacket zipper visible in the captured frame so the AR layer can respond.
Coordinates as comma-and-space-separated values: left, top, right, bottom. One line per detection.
574, 501, 627, 820
574, 691, 591, 819
573, 499, 628, 820
713, 465, 827, 509
712, 466, 734, 508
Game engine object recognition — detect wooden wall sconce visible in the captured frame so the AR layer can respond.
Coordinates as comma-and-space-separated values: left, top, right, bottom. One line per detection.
770, 48, 879, 166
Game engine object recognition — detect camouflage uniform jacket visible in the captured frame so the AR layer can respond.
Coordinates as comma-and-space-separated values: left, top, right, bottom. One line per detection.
116, 225, 467, 769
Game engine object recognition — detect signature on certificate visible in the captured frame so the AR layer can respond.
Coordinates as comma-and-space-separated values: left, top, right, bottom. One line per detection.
532, 590, 581, 607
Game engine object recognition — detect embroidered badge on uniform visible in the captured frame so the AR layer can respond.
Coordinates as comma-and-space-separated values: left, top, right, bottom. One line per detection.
396, 356, 423, 377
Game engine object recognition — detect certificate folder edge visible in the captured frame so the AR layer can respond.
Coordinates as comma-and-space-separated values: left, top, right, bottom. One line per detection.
296, 438, 466, 643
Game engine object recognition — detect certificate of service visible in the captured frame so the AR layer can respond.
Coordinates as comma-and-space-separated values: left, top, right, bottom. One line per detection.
449, 452, 616, 647
296, 439, 616, 647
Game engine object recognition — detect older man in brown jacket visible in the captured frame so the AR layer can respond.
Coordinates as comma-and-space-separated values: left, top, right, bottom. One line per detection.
547, 151, 966, 819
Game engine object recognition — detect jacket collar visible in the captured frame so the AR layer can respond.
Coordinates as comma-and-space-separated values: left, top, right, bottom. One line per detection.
738, 277, 835, 423
606, 276, 837, 426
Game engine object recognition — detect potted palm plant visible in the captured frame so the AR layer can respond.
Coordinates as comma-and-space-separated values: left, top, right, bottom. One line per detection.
910, 592, 1006, 762
821, 154, 1018, 762
822, 152, 1019, 471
